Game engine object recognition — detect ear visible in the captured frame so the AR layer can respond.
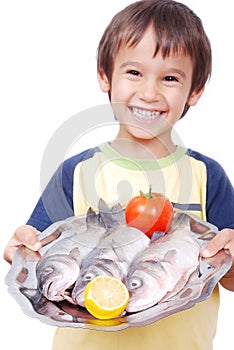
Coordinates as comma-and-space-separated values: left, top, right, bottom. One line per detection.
187, 86, 205, 106
97, 68, 111, 92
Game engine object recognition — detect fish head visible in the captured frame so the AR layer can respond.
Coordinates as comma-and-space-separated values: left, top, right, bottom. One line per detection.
36, 254, 80, 302
72, 265, 102, 306
72, 255, 125, 306
126, 261, 168, 313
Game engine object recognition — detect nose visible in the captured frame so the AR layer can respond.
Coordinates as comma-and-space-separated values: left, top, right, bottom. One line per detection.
138, 79, 160, 102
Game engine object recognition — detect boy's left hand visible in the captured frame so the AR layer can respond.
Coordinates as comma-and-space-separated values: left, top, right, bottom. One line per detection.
202, 228, 234, 291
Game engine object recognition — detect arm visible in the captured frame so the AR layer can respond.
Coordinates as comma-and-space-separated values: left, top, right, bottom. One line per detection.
4, 149, 93, 263
4, 225, 42, 264
4, 161, 74, 264
201, 155, 234, 290
202, 228, 234, 291
4, 162, 72, 264
25, 149, 94, 230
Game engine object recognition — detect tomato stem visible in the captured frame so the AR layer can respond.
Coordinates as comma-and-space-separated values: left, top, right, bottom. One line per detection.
139, 185, 153, 198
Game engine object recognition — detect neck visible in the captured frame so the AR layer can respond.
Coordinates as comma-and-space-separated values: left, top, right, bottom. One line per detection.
111, 134, 176, 160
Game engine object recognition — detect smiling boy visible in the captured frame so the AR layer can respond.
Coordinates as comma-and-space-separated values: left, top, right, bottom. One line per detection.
98, 24, 203, 158
4, 1, 234, 349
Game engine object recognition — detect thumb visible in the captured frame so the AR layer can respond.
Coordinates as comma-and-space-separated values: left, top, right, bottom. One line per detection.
202, 229, 232, 258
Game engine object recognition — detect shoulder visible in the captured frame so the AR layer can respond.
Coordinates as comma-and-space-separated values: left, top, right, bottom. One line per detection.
187, 148, 222, 169
61, 146, 102, 175
187, 149, 234, 229
186, 149, 226, 180
186, 148, 232, 196
49, 145, 102, 200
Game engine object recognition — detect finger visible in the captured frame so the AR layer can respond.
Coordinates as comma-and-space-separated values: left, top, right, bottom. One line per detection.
202, 229, 234, 258
4, 225, 42, 264
3, 242, 18, 264
14, 225, 42, 251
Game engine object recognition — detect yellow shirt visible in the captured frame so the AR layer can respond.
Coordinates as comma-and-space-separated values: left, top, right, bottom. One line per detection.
51, 143, 220, 349
52, 286, 219, 350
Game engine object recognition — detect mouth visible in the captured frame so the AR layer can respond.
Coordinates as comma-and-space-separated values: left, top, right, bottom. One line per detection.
130, 107, 165, 121
44, 280, 55, 298
73, 290, 85, 306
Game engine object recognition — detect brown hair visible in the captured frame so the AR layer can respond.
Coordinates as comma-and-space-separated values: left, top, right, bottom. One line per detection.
97, 0, 212, 117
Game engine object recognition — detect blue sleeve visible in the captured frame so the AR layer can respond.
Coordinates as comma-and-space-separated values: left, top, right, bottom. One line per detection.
188, 149, 234, 230
26, 147, 98, 232
206, 158, 234, 230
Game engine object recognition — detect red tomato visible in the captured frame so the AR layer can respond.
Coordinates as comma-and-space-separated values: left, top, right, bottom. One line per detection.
125, 188, 174, 238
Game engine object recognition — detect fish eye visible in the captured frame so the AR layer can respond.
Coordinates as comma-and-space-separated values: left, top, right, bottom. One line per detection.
83, 272, 95, 282
128, 277, 142, 290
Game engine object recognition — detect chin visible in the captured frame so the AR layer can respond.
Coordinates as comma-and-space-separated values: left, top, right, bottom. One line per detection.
127, 126, 157, 141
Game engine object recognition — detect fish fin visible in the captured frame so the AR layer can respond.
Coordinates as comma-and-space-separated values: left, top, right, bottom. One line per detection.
198, 257, 215, 279
163, 249, 177, 263
111, 203, 125, 225
98, 199, 125, 229
150, 231, 165, 243
69, 248, 81, 265
86, 207, 103, 228
170, 212, 191, 231
98, 199, 114, 229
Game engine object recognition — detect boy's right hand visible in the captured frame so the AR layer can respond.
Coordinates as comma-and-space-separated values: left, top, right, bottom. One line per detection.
4, 225, 42, 264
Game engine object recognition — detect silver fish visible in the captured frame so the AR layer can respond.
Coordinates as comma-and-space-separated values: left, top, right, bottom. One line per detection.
20, 287, 76, 323
72, 201, 150, 306
126, 213, 200, 313
36, 206, 107, 302
36, 249, 80, 303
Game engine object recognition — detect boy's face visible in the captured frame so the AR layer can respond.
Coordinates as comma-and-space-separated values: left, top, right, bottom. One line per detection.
98, 25, 203, 143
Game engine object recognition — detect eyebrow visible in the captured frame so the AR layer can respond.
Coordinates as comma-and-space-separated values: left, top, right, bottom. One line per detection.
120, 61, 142, 69
166, 68, 187, 79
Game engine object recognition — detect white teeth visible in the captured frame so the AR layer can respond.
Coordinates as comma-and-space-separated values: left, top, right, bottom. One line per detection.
132, 107, 161, 120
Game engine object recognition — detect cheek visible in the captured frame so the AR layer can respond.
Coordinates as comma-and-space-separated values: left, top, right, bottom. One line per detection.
111, 102, 127, 123
110, 78, 133, 103
168, 90, 190, 118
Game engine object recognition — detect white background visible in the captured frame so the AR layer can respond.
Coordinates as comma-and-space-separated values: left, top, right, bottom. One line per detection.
0, 1, 233, 349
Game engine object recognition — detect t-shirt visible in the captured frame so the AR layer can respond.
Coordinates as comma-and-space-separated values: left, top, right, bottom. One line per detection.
27, 142, 234, 350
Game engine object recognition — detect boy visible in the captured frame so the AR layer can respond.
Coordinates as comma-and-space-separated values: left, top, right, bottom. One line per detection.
4, 1, 234, 349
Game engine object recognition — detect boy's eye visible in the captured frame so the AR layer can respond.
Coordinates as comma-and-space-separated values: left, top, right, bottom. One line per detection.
164, 76, 179, 82
127, 70, 141, 77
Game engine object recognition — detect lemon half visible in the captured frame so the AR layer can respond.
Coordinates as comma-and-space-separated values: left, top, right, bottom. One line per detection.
84, 276, 129, 320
